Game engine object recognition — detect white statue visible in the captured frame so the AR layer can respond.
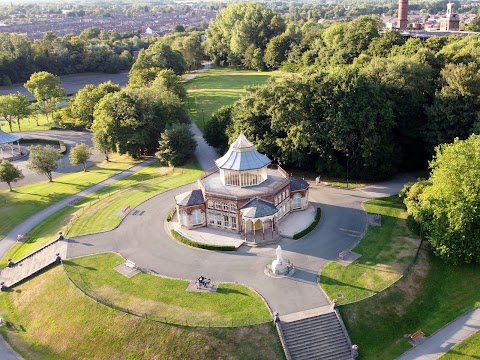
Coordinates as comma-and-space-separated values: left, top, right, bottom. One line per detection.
276, 245, 284, 263
272, 245, 288, 275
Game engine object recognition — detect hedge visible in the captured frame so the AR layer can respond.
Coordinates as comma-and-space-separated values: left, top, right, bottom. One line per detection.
20, 138, 67, 154
166, 207, 176, 222
293, 208, 322, 240
170, 229, 236, 251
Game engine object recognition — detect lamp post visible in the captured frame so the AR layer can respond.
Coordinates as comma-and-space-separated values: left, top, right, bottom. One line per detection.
346, 152, 349, 189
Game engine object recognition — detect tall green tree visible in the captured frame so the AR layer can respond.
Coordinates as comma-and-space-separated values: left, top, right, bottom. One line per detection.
65, 81, 120, 128
10, 92, 32, 131
402, 135, 480, 264
205, 2, 285, 67
0, 94, 15, 132
0, 160, 24, 192
24, 71, 66, 121
69, 143, 91, 171
155, 123, 197, 166
27, 144, 62, 182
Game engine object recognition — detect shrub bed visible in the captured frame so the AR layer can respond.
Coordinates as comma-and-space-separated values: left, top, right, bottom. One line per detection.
293, 208, 322, 239
19, 138, 67, 154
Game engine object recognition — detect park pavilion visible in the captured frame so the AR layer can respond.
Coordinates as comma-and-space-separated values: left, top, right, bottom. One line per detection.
0, 129, 22, 160
175, 133, 309, 243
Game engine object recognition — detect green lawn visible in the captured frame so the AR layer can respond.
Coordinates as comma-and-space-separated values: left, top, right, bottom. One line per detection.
1, 161, 202, 265
1, 113, 59, 132
321, 196, 421, 305
441, 331, 480, 359
340, 242, 480, 359
0, 154, 137, 242
67, 161, 203, 237
64, 253, 272, 326
0, 264, 284, 360
185, 67, 284, 130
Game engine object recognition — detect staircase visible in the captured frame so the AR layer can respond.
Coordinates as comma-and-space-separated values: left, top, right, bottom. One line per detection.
280, 310, 353, 360
0, 239, 67, 288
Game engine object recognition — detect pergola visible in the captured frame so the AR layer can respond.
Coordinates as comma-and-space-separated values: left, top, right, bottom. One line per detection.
240, 197, 278, 243
0, 129, 22, 159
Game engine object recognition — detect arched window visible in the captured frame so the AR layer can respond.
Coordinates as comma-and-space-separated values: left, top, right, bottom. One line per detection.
293, 193, 302, 209
192, 209, 202, 225
207, 201, 213, 209
282, 191, 286, 200
180, 211, 188, 226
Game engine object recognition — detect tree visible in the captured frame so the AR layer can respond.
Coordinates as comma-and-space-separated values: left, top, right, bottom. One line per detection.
0, 94, 15, 132
203, 105, 233, 152
27, 145, 62, 182
155, 124, 197, 166
402, 135, 480, 264
130, 42, 186, 76
69, 143, 91, 171
0, 160, 24, 191
92, 130, 113, 162
65, 81, 120, 128
24, 72, 66, 121
10, 92, 32, 131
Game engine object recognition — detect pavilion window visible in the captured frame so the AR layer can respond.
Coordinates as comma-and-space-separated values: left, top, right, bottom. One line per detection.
215, 202, 221, 210
231, 216, 237, 229
192, 209, 202, 225
230, 203, 237, 212
293, 193, 302, 209
223, 203, 228, 211
180, 211, 187, 226
207, 201, 213, 209
223, 214, 229, 227
208, 211, 215, 224
215, 213, 222, 226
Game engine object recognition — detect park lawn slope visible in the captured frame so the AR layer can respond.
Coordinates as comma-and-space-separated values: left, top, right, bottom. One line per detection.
0, 265, 284, 360
1, 161, 202, 264
0, 154, 137, 241
67, 161, 203, 237
321, 195, 421, 304
185, 67, 284, 130
340, 242, 480, 359
440, 331, 480, 359
64, 253, 271, 326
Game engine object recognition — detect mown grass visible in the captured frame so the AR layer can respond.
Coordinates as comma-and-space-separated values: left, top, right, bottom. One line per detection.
340, 241, 480, 359
0, 154, 138, 242
1, 161, 202, 265
0, 264, 284, 360
185, 67, 284, 130
67, 161, 203, 237
64, 253, 271, 326
321, 196, 421, 305
441, 331, 480, 359
0, 114, 54, 132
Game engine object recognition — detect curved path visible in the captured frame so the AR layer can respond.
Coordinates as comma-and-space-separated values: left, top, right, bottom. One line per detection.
67, 173, 415, 316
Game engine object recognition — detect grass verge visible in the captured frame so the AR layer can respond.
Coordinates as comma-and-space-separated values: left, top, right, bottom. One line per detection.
321, 195, 421, 305
0, 154, 138, 241
67, 161, 203, 237
293, 208, 321, 240
185, 67, 284, 130
440, 330, 480, 359
1, 161, 202, 265
0, 264, 284, 360
171, 229, 236, 251
340, 242, 480, 359
64, 253, 269, 326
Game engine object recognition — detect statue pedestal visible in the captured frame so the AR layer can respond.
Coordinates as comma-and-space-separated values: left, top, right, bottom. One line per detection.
272, 259, 288, 275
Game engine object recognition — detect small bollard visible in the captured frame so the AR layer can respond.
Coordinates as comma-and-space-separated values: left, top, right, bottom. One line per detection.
332, 299, 338, 309
352, 344, 359, 358
273, 311, 280, 323
7, 258, 14, 268
55, 253, 61, 263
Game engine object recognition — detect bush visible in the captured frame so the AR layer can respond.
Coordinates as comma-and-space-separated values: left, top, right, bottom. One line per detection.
293, 208, 322, 239
170, 229, 236, 251
166, 207, 176, 222
19, 138, 67, 154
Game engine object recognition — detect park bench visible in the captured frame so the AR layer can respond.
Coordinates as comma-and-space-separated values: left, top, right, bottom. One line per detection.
125, 260, 137, 270
339, 250, 351, 260
410, 330, 425, 342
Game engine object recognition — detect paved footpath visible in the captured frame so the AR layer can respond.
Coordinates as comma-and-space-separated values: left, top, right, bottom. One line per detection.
396, 307, 480, 360
0, 158, 157, 259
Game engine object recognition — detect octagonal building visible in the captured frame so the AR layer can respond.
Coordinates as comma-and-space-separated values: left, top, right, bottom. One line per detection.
175, 133, 309, 243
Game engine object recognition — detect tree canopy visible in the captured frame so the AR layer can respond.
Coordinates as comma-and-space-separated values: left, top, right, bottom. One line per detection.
0, 160, 24, 191
27, 145, 62, 182
155, 123, 197, 166
402, 135, 480, 264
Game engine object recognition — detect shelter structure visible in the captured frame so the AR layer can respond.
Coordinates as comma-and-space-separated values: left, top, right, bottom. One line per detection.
0, 129, 22, 159
175, 133, 309, 243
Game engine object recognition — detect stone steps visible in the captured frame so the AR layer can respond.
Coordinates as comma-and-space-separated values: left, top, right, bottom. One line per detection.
280, 311, 353, 360
0, 239, 67, 288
